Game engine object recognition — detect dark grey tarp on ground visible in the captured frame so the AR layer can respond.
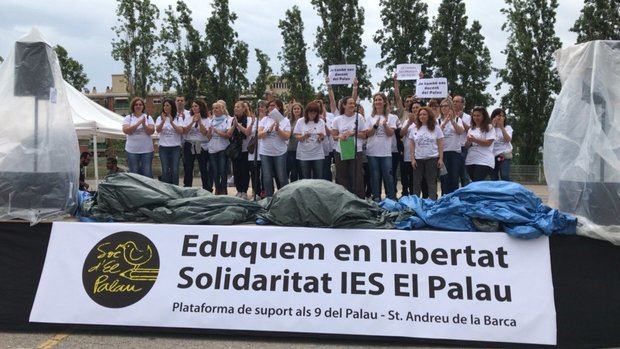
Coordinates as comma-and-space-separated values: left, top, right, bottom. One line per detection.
82, 173, 263, 225
257, 180, 404, 229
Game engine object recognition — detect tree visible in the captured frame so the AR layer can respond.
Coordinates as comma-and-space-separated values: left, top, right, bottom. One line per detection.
496, 0, 561, 165
0, 56, 3, 64
159, 0, 205, 100
428, 0, 493, 110
571, 0, 620, 43
459, 21, 494, 108
428, 0, 468, 89
278, 6, 314, 104
54, 45, 89, 91
203, 0, 249, 107
312, 0, 371, 99
253, 49, 274, 101
373, 0, 429, 97
111, 0, 160, 98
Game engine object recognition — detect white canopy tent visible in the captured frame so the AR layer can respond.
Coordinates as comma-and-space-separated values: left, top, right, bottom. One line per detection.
65, 81, 125, 183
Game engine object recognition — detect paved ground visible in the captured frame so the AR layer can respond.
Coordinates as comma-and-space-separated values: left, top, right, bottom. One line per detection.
2, 180, 547, 349
0, 330, 456, 349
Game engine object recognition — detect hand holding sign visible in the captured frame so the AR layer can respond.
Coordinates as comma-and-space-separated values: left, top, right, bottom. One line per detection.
328, 65, 356, 85
396, 64, 423, 80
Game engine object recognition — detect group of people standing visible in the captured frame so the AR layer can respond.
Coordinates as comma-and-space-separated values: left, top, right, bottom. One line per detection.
120, 77, 513, 201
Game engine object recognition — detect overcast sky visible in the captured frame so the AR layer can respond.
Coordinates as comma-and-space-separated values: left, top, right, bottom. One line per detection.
0, 0, 583, 104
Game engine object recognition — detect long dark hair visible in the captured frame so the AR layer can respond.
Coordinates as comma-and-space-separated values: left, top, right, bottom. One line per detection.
191, 100, 209, 119
304, 101, 320, 123
415, 107, 437, 131
471, 106, 491, 131
490, 108, 508, 126
269, 99, 285, 115
162, 99, 177, 117
339, 96, 355, 115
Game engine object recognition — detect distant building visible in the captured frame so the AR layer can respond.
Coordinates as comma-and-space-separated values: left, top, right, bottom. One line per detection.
86, 74, 168, 116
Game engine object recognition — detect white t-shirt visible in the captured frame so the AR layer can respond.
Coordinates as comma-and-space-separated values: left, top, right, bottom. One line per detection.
155, 115, 183, 147
322, 112, 336, 156
240, 117, 257, 153
248, 117, 261, 161
184, 115, 210, 143
465, 126, 495, 168
332, 113, 367, 153
408, 125, 444, 160
176, 110, 191, 142
493, 126, 513, 156
208, 115, 233, 154
294, 119, 326, 161
459, 112, 471, 147
440, 117, 464, 153
123, 114, 154, 154
365, 114, 398, 157
259, 116, 292, 156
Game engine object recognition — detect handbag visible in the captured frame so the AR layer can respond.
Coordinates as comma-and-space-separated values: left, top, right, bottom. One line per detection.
247, 136, 257, 154
226, 139, 242, 159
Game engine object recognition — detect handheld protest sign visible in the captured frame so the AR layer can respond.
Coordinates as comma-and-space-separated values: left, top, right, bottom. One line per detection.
328, 65, 356, 85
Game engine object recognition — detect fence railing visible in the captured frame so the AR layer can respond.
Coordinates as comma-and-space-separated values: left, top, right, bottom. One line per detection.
511, 165, 546, 185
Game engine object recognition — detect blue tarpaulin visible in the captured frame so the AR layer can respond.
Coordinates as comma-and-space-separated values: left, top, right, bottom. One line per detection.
381, 181, 577, 239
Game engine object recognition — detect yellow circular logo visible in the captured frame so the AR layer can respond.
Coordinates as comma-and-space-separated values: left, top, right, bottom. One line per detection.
82, 231, 159, 308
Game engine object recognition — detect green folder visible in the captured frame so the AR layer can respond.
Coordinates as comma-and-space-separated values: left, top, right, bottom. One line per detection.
339, 137, 355, 160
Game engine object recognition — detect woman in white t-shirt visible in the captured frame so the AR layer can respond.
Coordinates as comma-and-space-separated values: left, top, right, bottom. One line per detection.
332, 96, 368, 198
230, 101, 256, 199
438, 97, 464, 195
182, 100, 211, 191
399, 101, 422, 196
490, 108, 513, 181
365, 93, 397, 201
294, 101, 326, 179
465, 106, 495, 181
155, 99, 184, 185
122, 97, 155, 178
287, 102, 303, 182
408, 107, 444, 200
258, 99, 291, 197
208, 102, 234, 195
248, 101, 266, 199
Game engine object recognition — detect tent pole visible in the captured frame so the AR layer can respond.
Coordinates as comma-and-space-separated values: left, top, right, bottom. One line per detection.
93, 134, 99, 186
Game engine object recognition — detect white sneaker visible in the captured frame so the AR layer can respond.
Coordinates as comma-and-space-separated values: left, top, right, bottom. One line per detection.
240, 192, 248, 200
235, 192, 242, 198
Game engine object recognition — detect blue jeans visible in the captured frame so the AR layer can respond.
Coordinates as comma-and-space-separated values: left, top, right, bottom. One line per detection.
323, 151, 334, 181
367, 156, 396, 201
183, 142, 211, 191
127, 151, 153, 178
491, 157, 511, 181
287, 151, 300, 182
209, 150, 229, 194
299, 159, 324, 179
459, 146, 471, 186
159, 146, 181, 185
261, 153, 288, 197
440, 151, 462, 195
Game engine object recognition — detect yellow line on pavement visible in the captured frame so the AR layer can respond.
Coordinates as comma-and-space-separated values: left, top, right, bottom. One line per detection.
36, 332, 71, 349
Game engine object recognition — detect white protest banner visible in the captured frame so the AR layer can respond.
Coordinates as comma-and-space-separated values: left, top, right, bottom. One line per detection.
328, 65, 356, 85
416, 78, 449, 98
396, 64, 422, 80
31, 223, 556, 345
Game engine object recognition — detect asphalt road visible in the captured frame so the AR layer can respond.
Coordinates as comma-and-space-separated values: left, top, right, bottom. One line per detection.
0, 330, 454, 349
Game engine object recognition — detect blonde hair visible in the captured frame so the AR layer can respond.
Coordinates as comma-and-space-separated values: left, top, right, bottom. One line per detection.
371, 93, 388, 117
216, 100, 229, 115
